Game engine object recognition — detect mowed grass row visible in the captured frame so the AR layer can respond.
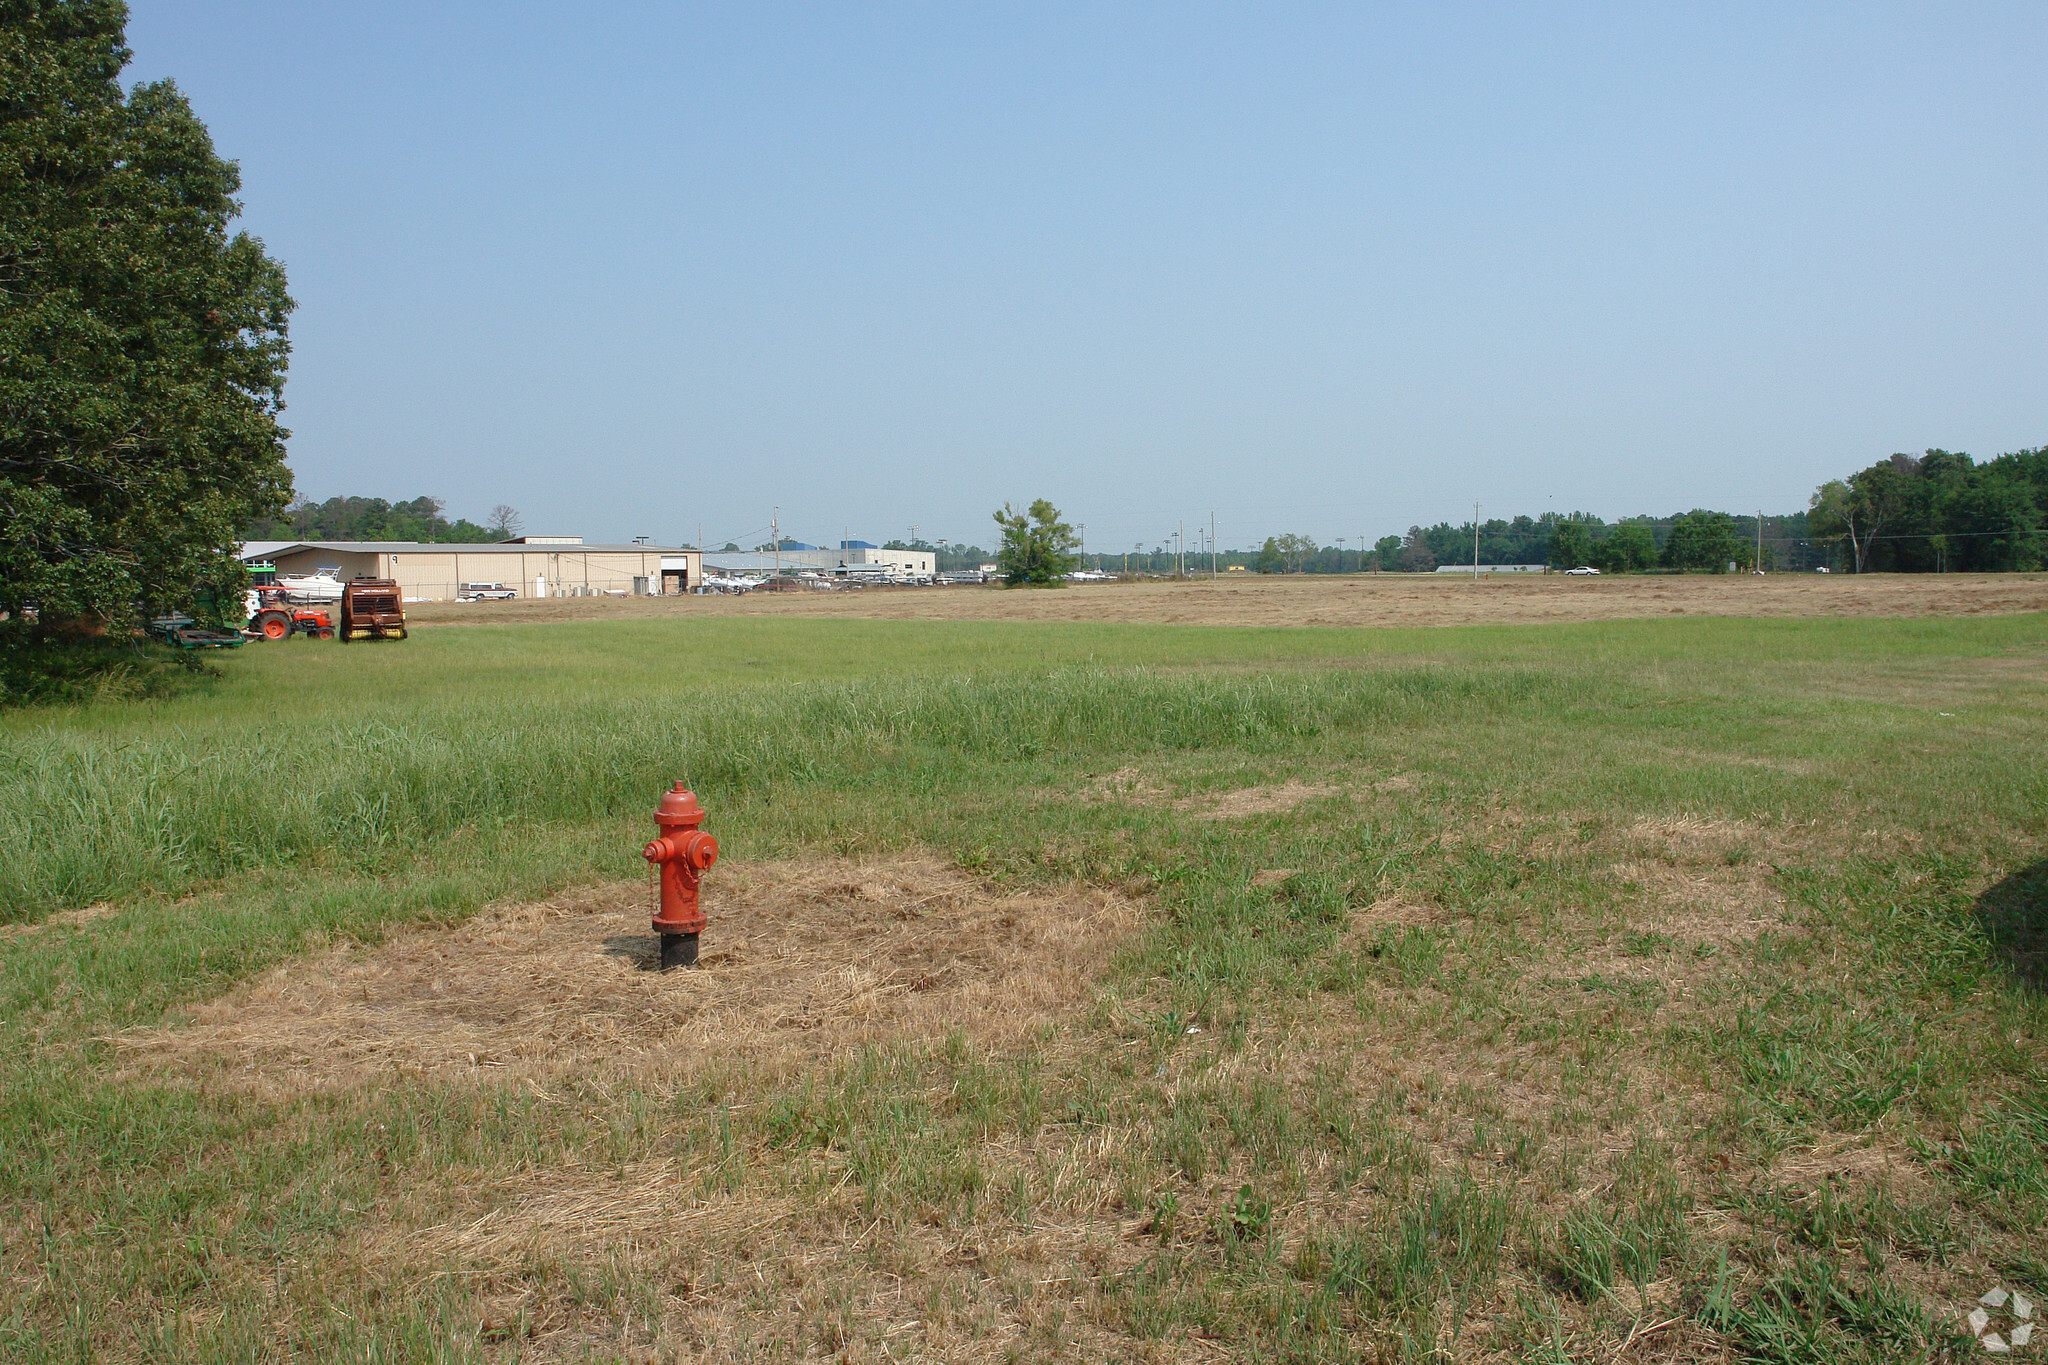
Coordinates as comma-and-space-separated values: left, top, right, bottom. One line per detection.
1, 610, 2044, 1361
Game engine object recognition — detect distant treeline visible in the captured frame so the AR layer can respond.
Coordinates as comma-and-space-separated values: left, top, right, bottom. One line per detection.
1068, 511, 1810, 575
1074, 443, 2046, 575
248, 496, 503, 544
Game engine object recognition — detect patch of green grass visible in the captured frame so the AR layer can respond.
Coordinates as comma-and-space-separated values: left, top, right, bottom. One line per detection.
1, 609, 2045, 1359
1699, 1252, 1968, 1364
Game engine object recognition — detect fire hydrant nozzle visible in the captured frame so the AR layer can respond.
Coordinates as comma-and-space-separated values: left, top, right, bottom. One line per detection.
643, 781, 718, 969
643, 831, 716, 869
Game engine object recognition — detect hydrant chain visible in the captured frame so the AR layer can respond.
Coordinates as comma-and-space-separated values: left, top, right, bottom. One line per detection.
643, 781, 718, 970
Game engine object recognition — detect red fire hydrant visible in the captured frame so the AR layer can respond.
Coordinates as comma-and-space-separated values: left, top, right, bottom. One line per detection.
643, 782, 718, 969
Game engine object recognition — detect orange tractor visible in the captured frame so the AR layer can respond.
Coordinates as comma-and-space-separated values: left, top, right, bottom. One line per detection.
246, 587, 334, 640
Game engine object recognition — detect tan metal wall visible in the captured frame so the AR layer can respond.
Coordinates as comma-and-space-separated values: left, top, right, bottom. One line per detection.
266, 548, 380, 582
264, 549, 694, 600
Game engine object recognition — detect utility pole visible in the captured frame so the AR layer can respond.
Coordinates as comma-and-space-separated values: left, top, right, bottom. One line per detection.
772, 507, 780, 576
1755, 510, 1764, 574
1178, 519, 1185, 579
1210, 511, 1218, 578
1473, 501, 1481, 581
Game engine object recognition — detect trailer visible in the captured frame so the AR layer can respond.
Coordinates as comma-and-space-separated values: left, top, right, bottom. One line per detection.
145, 615, 247, 649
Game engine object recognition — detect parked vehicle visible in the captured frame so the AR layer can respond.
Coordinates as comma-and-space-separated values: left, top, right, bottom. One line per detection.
458, 582, 517, 600
339, 578, 407, 641
1564, 566, 1600, 576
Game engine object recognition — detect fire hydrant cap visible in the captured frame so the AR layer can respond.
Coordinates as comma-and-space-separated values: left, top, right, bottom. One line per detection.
656, 782, 705, 826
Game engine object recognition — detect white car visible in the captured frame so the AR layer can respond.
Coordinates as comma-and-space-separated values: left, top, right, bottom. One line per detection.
1563, 566, 1600, 576
458, 582, 517, 600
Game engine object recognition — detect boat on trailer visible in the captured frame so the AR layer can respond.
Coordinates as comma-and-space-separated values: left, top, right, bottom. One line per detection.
276, 567, 345, 602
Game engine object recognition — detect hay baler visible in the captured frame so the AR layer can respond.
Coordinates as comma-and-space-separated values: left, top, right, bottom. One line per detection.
340, 578, 407, 641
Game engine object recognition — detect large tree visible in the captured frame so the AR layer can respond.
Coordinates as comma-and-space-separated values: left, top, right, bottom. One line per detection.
0, 1, 293, 629
1547, 520, 1592, 569
1661, 510, 1742, 572
1597, 521, 1657, 572
992, 498, 1080, 585
1809, 455, 1917, 573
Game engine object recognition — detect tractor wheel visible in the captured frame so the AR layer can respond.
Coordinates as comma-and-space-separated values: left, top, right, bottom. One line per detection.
257, 611, 289, 641
317, 628, 334, 639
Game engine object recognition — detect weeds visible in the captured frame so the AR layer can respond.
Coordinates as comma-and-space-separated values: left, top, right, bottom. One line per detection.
1700, 1252, 1966, 1363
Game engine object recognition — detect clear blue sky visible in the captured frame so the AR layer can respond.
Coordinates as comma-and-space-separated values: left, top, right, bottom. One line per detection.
127, 3, 2046, 553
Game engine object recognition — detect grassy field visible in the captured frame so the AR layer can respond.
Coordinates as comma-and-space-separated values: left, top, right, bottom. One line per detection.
2, 605, 2045, 1361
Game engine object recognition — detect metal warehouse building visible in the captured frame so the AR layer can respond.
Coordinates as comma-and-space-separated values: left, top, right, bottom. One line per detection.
239, 537, 703, 600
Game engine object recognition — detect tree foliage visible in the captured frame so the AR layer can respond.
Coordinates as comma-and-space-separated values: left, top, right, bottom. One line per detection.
248, 494, 500, 543
1661, 510, 1743, 572
992, 498, 1080, 585
1397, 526, 1437, 572
1593, 521, 1658, 573
1547, 520, 1592, 569
1812, 449, 2043, 572
1, 1, 294, 628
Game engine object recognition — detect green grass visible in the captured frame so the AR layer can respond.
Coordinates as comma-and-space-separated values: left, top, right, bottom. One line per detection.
2, 610, 2044, 1360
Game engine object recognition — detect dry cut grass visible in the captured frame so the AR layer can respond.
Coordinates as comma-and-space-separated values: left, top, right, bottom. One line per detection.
410, 570, 2048, 631
118, 855, 1140, 1098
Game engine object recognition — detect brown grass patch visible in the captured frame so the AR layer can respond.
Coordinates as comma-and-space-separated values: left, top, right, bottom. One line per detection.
1349, 893, 1438, 929
0, 901, 117, 939
117, 855, 1141, 1096
1597, 815, 1800, 948
1076, 765, 1165, 802
1180, 780, 1340, 820
1768, 1136, 1933, 1196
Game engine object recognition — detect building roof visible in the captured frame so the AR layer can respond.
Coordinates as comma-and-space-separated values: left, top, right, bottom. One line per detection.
703, 553, 797, 573
239, 540, 691, 559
